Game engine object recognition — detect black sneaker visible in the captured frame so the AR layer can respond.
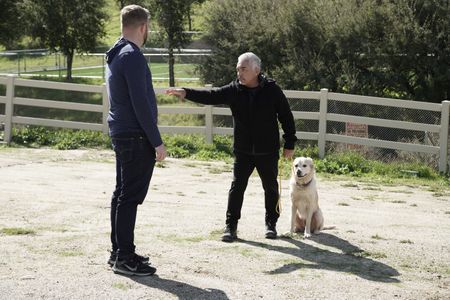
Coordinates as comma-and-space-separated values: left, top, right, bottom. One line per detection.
112, 257, 156, 276
108, 251, 150, 267
265, 223, 277, 239
221, 226, 237, 243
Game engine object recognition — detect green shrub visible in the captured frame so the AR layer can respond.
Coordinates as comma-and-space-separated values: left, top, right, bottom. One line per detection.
11, 126, 111, 149
6, 127, 446, 183
315, 152, 365, 176
294, 144, 319, 158
163, 134, 233, 161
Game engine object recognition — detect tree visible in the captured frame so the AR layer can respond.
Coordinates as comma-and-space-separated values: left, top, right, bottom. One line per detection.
0, 0, 24, 48
199, 0, 449, 103
116, 0, 126, 9
185, 0, 206, 31
116, 0, 146, 9
23, 0, 106, 80
149, 0, 191, 87
198, 0, 287, 86
380, 0, 450, 102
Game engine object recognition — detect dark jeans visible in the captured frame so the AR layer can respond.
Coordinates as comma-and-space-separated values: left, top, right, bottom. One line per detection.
110, 133, 156, 260
226, 151, 279, 228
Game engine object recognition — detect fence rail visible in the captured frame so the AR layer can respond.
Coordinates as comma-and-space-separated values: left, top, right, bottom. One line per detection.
0, 76, 449, 172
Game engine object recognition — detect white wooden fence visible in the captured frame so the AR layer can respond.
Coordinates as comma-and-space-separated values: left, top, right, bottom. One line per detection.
0, 75, 449, 172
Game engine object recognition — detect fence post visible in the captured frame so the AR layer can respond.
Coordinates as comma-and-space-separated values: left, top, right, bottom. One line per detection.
318, 88, 328, 158
438, 100, 449, 173
4, 75, 15, 144
205, 105, 213, 144
101, 83, 109, 134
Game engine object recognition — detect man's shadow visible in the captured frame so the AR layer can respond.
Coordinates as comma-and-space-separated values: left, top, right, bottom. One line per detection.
240, 232, 400, 283
123, 274, 229, 300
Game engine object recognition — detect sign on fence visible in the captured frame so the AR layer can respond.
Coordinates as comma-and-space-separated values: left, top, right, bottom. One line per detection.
345, 122, 368, 151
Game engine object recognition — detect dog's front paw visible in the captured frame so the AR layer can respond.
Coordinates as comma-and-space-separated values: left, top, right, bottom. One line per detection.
304, 232, 311, 238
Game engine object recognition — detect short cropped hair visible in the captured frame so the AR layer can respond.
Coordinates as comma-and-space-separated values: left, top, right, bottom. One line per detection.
121, 5, 149, 28
238, 52, 261, 71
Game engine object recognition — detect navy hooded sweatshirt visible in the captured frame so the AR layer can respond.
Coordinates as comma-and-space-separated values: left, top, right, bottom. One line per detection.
105, 38, 162, 148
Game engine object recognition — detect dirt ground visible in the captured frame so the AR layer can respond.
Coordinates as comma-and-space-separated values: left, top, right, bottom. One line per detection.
0, 148, 449, 300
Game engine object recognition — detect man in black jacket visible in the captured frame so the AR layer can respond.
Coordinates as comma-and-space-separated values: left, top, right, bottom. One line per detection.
166, 52, 297, 242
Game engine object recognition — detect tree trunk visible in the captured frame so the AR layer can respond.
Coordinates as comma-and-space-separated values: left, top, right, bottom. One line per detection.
188, 8, 192, 31
66, 50, 74, 81
168, 44, 175, 87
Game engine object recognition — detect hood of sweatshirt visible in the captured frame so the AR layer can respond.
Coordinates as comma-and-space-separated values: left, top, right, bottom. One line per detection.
105, 38, 130, 64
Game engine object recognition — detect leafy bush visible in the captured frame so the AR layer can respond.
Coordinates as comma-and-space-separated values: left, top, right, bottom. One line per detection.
11, 126, 111, 149
199, 0, 450, 102
8, 127, 445, 182
163, 134, 233, 161
315, 151, 372, 175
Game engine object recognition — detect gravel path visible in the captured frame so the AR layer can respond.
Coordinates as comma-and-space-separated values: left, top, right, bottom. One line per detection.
0, 148, 449, 299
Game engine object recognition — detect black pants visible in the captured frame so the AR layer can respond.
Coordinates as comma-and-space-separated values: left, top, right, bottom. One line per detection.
110, 133, 156, 260
226, 151, 279, 228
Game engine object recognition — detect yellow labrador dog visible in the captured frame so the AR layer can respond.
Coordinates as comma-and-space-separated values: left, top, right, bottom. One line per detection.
289, 157, 324, 238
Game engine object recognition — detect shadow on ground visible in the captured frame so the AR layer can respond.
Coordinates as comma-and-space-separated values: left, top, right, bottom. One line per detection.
240, 233, 400, 283
127, 274, 229, 300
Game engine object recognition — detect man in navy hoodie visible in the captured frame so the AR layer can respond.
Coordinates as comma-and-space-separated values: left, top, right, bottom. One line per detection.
105, 4, 166, 276
166, 52, 297, 242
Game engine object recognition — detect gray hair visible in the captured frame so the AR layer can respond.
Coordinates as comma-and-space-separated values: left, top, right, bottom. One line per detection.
238, 52, 261, 71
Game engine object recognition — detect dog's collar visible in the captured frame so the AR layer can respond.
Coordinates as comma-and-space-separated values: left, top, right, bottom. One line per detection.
296, 178, 313, 187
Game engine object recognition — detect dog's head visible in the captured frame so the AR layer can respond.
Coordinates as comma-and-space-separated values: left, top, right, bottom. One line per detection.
292, 157, 315, 185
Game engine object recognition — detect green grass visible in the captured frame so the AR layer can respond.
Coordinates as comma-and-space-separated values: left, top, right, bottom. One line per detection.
22, 63, 198, 79
112, 282, 129, 291
346, 250, 387, 259
0, 53, 105, 74
58, 250, 83, 257
341, 183, 359, 188
400, 239, 414, 244
157, 233, 205, 244
371, 234, 387, 240
1, 227, 36, 235
390, 200, 407, 204
209, 229, 223, 238
237, 247, 261, 258
207, 165, 232, 174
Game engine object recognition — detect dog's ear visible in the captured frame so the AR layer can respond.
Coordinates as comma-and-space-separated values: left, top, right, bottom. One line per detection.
306, 157, 314, 168
292, 158, 298, 174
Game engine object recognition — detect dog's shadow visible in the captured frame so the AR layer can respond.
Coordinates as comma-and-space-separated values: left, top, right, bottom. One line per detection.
123, 274, 229, 300
240, 233, 400, 283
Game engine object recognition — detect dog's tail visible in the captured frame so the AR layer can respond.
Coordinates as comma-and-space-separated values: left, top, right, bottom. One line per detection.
321, 225, 336, 230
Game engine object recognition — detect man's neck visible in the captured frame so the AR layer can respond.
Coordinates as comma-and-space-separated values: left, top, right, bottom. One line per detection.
122, 33, 142, 48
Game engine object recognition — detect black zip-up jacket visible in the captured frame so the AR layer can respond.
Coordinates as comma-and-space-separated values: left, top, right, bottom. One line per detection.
184, 75, 297, 154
